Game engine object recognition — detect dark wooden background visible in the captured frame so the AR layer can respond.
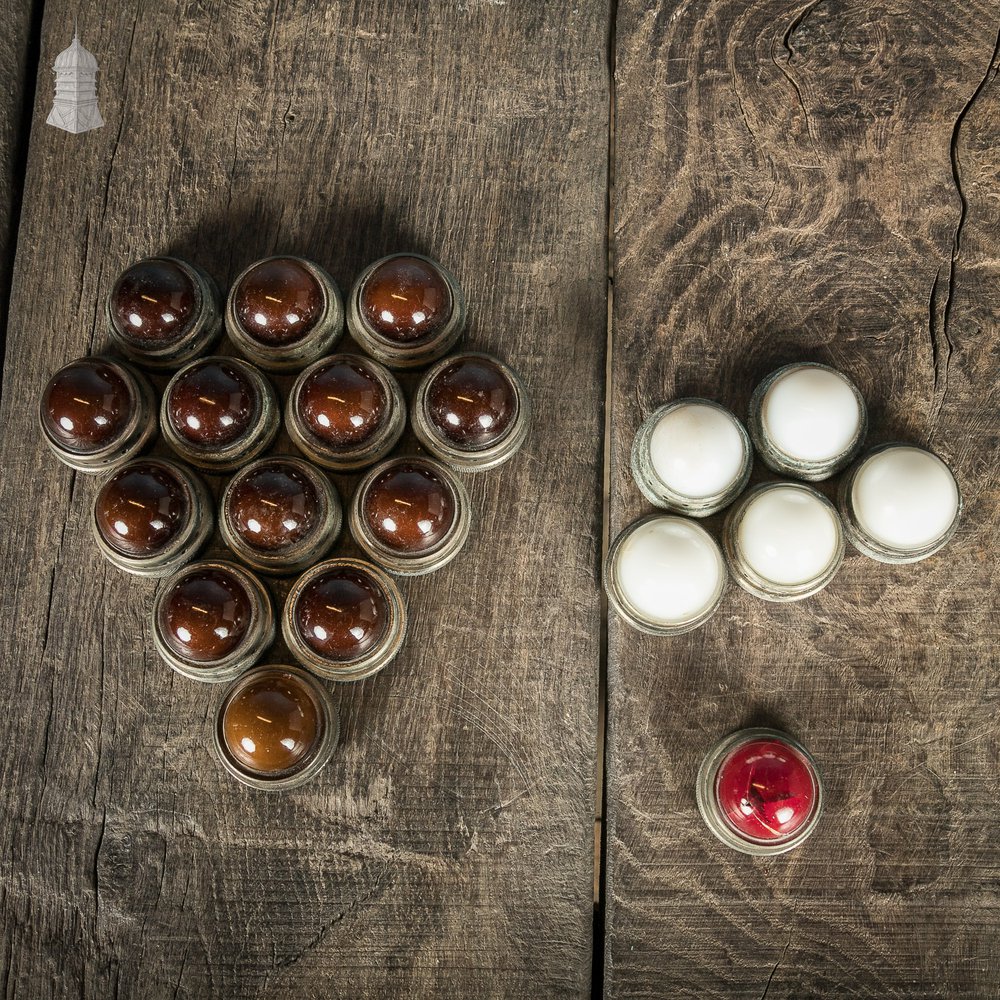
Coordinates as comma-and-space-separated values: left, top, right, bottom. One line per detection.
0, 1, 997, 997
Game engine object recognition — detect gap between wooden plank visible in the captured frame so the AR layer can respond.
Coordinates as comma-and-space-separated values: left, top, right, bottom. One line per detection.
0, 0, 45, 399
592, 0, 618, 996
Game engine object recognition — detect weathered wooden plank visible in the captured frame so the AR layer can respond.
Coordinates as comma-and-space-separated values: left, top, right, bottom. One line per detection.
0, 2, 609, 997
606, 2, 1000, 996
0, 0, 38, 372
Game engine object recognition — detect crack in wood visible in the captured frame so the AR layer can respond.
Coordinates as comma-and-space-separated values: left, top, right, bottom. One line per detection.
78, 215, 92, 321
759, 939, 790, 1000
2, 923, 14, 999
38, 564, 57, 658
770, 0, 824, 151
928, 265, 942, 399
731, 69, 762, 155
99, 13, 139, 228
92, 805, 107, 915
934, 22, 1000, 427
223, 106, 241, 276
171, 942, 191, 1000
272, 867, 390, 973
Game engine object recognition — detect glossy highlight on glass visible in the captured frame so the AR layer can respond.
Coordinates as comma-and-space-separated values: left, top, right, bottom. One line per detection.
42, 359, 131, 450
232, 256, 324, 346
161, 566, 251, 661
153, 560, 274, 682
427, 355, 516, 446
715, 737, 817, 842
362, 460, 456, 553
225, 256, 343, 371
296, 567, 388, 660
162, 357, 278, 471
360, 255, 452, 343
96, 461, 191, 557
223, 672, 320, 772
412, 352, 531, 472
227, 461, 320, 552
110, 258, 197, 345
300, 359, 386, 445
166, 359, 256, 447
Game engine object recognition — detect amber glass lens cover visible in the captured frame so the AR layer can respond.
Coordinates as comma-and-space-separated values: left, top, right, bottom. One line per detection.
232, 257, 324, 346
361, 460, 457, 553
96, 462, 190, 557
42, 359, 133, 453
165, 358, 258, 447
159, 566, 253, 663
293, 566, 389, 661
426, 355, 518, 449
221, 670, 322, 775
226, 461, 320, 552
110, 258, 198, 345
360, 255, 452, 343
298, 359, 387, 447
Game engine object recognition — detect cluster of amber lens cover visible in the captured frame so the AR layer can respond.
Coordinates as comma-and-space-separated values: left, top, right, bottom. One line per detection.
39, 252, 529, 789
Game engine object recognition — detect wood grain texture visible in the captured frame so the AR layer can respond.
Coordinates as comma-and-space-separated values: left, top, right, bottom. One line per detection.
0, 2, 609, 997
606, 1, 1000, 997
0, 0, 38, 370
